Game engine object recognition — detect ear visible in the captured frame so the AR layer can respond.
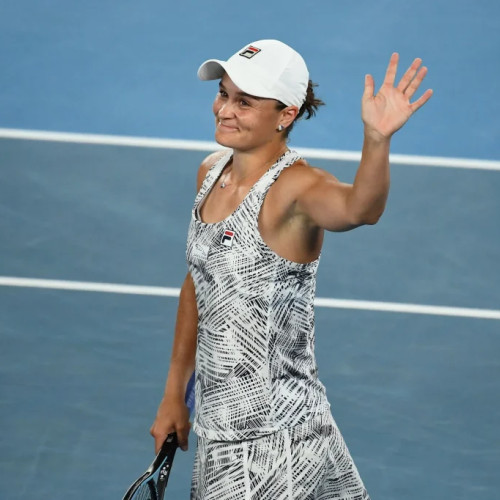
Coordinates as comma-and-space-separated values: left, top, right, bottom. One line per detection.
278, 106, 299, 129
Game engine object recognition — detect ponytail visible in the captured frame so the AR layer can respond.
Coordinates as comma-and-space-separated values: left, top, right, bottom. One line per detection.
276, 80, 325, 137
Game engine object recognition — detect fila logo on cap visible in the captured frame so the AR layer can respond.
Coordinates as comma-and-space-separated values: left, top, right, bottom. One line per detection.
221, 229, 235, 247
239, 45, 261, 59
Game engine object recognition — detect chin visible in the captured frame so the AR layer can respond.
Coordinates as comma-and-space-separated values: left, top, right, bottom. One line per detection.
214, 130, 242, 149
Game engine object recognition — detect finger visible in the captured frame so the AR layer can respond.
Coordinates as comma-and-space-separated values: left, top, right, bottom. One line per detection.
363, 74, 375, 100
150, 423, 174, 454
176, 422, 191, 451
382, 52, 399, 87
410, 88, 433, 113
150, 423, 174, 439
405, 66, 428, 99
154, 433, 168, 455
396, 57, 422, 93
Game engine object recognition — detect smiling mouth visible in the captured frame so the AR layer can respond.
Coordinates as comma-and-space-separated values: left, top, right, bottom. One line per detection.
217, 120, 238, 131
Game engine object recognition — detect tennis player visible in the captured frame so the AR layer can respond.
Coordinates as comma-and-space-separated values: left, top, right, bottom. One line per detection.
151, 39, 432, 499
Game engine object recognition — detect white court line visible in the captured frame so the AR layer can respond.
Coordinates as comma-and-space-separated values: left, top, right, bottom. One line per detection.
1, 276, 499, 320
1, 128, 499, 171
0, 277, 180, 298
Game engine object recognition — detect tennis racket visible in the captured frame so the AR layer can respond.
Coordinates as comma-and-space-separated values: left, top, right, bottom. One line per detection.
123, 372, 195, 500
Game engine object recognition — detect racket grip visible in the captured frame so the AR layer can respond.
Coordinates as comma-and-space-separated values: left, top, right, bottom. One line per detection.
185, 371, 195, 416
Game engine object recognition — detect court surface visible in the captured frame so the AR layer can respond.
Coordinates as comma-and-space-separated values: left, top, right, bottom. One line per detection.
1, 1, 499, 499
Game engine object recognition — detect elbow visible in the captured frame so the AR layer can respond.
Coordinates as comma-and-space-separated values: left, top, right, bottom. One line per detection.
362, 199, 387, 225
364, 211, 384, 225
345, 195, 387, 227
352, 207, 385, 226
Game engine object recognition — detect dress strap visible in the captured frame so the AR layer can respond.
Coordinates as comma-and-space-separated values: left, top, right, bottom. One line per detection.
244, 150, 302, 219
193, 150, 233, 215
253, 150, 302, 197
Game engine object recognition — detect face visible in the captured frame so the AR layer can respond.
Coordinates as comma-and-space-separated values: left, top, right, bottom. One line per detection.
212, 74, 287, 151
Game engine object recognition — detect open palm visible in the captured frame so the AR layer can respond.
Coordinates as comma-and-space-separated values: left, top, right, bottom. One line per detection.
362, 53, 433, 139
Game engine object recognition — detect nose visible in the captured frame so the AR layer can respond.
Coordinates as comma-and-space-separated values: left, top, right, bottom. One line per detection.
217, 101, 235, 120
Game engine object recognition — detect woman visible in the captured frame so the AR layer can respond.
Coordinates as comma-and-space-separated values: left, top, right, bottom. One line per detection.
150, 39, 432, 499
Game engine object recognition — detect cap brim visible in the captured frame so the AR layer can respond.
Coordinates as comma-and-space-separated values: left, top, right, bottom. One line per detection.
197, 58, 273, 101
197, 59, 227, 81
197, 56, 290, 104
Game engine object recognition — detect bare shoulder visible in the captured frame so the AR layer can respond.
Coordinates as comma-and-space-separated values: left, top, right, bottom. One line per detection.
197, 150, 228, 190
275, 158, 341, 196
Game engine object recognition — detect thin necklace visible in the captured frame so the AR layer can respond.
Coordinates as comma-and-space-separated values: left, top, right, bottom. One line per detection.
220, 170, 230, 188
219, 149, 289, 189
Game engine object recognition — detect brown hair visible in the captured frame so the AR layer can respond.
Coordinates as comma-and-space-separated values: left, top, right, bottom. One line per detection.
276, 80, 325, 137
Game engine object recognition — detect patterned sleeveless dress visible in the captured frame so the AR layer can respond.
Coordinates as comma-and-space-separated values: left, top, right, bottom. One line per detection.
187, 150, 370, 499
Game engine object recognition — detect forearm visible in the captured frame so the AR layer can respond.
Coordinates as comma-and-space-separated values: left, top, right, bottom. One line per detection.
347, 129, 391, 224
163, 272, 198, 401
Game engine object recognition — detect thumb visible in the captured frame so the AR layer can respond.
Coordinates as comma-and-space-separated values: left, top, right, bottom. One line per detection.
176, 421, 192, 452
154, 432, 168, 455
154, 434, 168, 454
363, 74, 375, 100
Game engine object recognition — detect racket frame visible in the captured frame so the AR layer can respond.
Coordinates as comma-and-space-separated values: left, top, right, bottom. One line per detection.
122, 372, 195, 500
122, 432, 178, 499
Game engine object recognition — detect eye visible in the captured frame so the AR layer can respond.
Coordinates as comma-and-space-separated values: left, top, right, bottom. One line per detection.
218, 89, 228, 98
239, 99, 250, 107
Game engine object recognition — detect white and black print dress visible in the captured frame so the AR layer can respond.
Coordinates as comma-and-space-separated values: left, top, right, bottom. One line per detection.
187, 150, 369, 499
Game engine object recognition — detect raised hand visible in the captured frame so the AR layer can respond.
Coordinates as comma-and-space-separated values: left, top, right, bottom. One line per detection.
362, 53, 433, 140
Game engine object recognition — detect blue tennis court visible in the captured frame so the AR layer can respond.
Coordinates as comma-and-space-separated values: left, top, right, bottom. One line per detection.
1, 1, 499, 499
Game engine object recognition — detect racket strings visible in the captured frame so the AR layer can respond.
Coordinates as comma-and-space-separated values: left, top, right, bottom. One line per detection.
133, 479, 158, 500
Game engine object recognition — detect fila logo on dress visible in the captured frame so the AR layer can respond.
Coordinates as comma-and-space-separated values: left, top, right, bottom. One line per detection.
221, 230, 235, 247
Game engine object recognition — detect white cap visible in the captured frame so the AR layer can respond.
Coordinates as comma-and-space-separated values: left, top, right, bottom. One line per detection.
197, 39, 309, 108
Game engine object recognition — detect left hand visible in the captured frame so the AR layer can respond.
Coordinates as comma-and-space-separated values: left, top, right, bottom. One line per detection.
362, 53, 433, 140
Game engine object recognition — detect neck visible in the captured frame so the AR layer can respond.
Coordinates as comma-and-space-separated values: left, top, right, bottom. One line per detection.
229, 141, 289, 184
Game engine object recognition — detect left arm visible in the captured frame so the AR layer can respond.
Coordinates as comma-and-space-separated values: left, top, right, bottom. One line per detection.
296, 53, 433, 231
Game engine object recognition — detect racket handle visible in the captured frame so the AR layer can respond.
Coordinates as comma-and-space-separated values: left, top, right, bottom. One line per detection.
185, 371, 195, 415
